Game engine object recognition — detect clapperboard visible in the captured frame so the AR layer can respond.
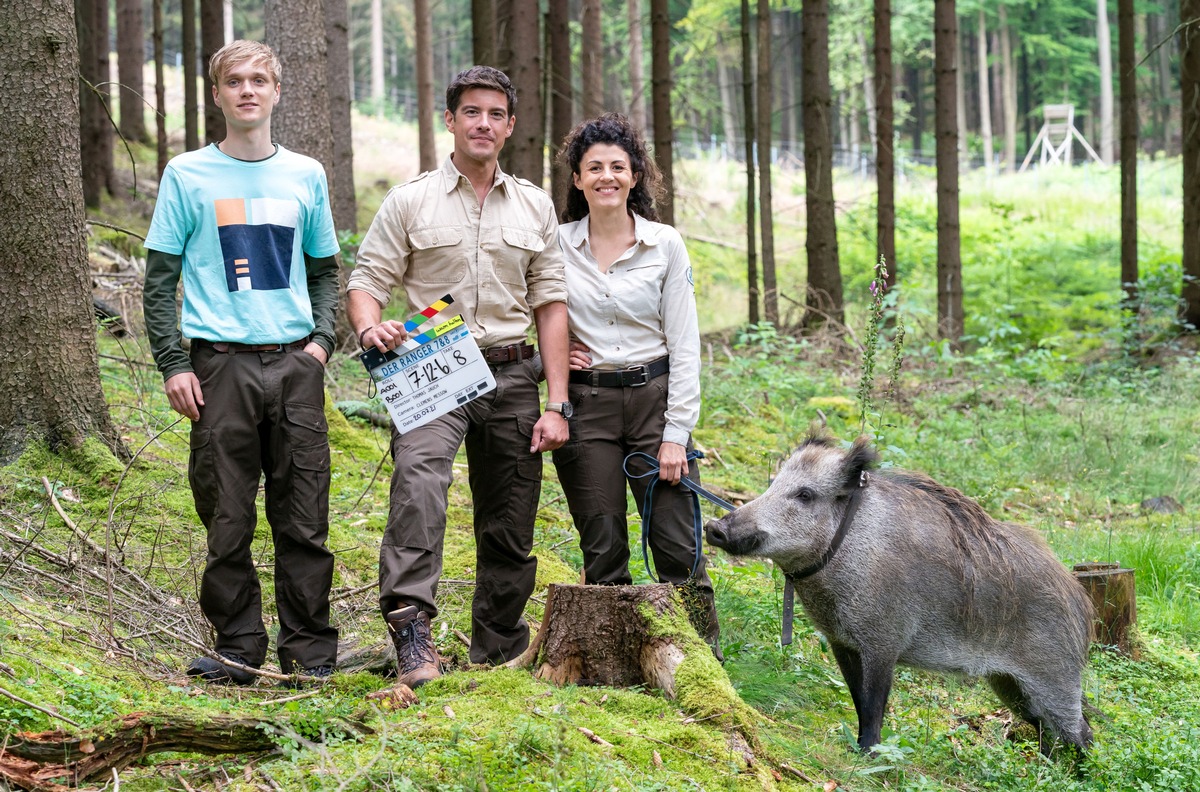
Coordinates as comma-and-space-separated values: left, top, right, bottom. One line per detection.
359, 295, 495, 433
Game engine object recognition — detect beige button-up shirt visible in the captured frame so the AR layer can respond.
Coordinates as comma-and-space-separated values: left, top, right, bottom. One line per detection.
559, 213, 701, 445
348, 156, 567, 348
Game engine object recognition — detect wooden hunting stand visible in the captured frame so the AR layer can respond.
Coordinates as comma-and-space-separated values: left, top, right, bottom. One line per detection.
1019, 104, 1105, 172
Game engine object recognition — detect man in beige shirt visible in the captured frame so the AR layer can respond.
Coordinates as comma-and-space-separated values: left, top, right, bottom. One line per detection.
347, 66, 569, 687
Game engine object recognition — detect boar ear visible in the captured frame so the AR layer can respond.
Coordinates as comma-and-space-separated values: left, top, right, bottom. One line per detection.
838, 437, 879, 492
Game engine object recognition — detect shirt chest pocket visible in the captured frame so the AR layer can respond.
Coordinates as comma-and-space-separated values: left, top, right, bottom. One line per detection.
614, 256, 667, 316
409, 226, 465, 284
489, 226, 545, 286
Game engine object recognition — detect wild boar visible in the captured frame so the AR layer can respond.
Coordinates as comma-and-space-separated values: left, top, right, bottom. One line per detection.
705, 433, 1094, 755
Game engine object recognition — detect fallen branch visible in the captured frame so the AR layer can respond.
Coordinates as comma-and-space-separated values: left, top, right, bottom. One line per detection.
0, 713, 286, 791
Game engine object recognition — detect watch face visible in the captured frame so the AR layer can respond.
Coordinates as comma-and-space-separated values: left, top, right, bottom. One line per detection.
561, 401, 574, 419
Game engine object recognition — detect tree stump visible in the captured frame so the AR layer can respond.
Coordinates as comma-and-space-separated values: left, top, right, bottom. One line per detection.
526, 583, 698, 698
1073, 562, 1138, 657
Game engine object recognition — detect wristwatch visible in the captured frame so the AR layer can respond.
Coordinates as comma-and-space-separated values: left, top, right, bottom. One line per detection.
545, 401, 574, 419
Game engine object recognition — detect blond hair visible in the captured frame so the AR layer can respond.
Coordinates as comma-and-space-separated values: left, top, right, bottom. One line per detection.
208, 40, 281, 86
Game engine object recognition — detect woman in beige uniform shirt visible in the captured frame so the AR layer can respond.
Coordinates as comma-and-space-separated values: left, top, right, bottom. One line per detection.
551, 113, 720, 656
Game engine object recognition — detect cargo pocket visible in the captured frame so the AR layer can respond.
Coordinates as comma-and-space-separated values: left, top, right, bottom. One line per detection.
284, 402, 329, 445
290, 441, 331, 522
188, 426, 216, 522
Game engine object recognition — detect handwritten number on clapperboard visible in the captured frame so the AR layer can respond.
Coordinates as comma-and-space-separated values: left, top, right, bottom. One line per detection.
452, 349, 467, 366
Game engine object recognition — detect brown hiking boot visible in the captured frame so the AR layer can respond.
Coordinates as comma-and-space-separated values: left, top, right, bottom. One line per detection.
386, 605, 442, 688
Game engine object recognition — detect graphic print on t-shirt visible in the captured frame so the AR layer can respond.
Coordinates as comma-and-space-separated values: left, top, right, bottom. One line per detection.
213, 197, 299, 292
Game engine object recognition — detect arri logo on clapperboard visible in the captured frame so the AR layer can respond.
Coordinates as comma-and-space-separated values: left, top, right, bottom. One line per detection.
359, 295, 496, 433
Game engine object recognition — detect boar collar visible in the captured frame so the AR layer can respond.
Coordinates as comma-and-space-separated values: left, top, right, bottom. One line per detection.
780, 471, 869, 645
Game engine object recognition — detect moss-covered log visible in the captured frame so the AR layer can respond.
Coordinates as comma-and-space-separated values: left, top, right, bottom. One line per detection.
0, 711, 320, 790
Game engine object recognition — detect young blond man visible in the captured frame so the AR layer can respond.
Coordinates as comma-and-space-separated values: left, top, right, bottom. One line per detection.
143, 40, 340, 685
348, 66, 569, 686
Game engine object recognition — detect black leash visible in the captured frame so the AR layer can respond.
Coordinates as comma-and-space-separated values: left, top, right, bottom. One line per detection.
623, 450, 735, 581
780, 471, 869, 645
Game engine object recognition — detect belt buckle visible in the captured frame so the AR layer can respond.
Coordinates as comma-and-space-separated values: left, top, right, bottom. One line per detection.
626, 364, 650, 387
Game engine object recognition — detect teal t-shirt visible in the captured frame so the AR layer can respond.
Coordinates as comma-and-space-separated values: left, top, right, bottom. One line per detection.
145, 143, 340, 345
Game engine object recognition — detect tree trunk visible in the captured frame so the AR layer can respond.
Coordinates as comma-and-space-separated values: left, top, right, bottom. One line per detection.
909, 64, 923, 157
116, 0, 147, 144
1182, 0, 1200, 330
1153, 9, 1175, 154
223, 0, 233, 40
265, 0, 334, 175
327, 0, 357, 232
955, 20, 966, 164
875, 0, 896, 290
935, 0, 963, 347
757, 0, 777, 324
801, 0, 843, 330
976, 9, 993, 173
859, 31, 876, 151
650, 0, 674, 225
1119, 0, 1137, 309
415, 0, 437, 172
182, 0, 199, 151
154, 0, 168, 179
527, 585, 700, 696
0, 0, 124, 463
497, 0, 544, 186
1073, 563, 1138, 657
77, 0, 113, 206
0, 712, 369, 788
1097, 0, 1115, 165
200, 0, 225, 145
548, 0, 573, 217
998, 4, 1016, 173
719, 55, 739, 158
473, 0, 496, 67
582, 0, 603, 119
741, 0, 758, 326
371, 0, 385, 115
627, 0, 646, 130
779, 11, 796, 154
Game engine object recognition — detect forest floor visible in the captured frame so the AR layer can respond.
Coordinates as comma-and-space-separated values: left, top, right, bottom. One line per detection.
1, 115, 1198, 790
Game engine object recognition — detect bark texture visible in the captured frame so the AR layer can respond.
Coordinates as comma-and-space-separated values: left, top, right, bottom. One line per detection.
1097, 0, 1115, 165
741, 0, 758, 325
0, 712, 369, 790
154, 0, 168, 179
116, 0, 147, 143
76, 0, 113, 206
756, 0, 777, 324
875, 0, 896, 289
650, 0, 674, 225
934, 0, 963, 346
548, 0, 573, 217
1073, 563, 1138, 657
326, 0, 357, 232
265, 0, 335, 199
497, 0, 544, 186
582, 0, 604, 118
200, 0, 225, 145
1182, 0, 1200, 329
1118, 0, 1137, 308
0, 0, 123, 463
182, 0, 199, 150
801, 0, 843, 329
415, 0, 437, 172
627, 0, 646, 130
976, 10, 992, 172
531, 584, 694, 696
473, 0, 495, 67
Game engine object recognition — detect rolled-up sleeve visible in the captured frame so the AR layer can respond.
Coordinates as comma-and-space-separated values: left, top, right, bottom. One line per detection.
346, 187, 410, 308
523, 198, 568, 310
659, 228, 701, 445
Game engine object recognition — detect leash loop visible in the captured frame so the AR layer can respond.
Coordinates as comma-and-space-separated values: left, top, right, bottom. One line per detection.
622, 450, 735, 581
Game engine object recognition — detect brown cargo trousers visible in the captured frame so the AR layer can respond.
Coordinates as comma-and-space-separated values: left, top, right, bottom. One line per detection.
379, 357, 543, 665
188, 342, 338, 674
551, 372, 721, 650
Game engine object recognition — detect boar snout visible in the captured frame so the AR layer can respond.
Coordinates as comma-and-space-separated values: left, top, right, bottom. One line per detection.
705, 513, 766, 556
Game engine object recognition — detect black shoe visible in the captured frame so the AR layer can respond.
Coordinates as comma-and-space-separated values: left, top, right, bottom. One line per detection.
280, 664, 334, 689
186, 652, 258, 685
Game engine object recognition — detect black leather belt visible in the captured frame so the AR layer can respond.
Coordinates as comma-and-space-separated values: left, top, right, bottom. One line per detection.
482, 342, 535, 366
569, 356, 669, 387
197, 338, 310, 354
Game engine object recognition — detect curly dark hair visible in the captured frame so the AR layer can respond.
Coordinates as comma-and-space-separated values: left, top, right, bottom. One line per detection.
557, 113, 662, 223
446, 66, 517, 116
